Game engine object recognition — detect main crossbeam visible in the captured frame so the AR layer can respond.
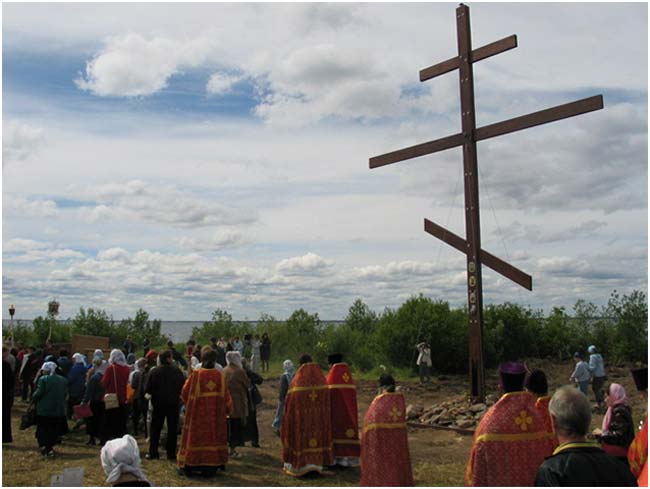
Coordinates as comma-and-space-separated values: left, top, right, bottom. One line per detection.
369, 95, 603, 169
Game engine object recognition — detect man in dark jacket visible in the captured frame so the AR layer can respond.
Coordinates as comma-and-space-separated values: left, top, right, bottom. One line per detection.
123, 335, 135, 356
210, 336, 226, 368
56, 349, 73, 378
3, 347, 15, 443
20, 347, 41, 401
535, 385, 637, 486
166, 341, 187, 369
144, 350, 185, 460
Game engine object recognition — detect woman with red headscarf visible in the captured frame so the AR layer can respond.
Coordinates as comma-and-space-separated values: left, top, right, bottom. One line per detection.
597, 383, 635, 465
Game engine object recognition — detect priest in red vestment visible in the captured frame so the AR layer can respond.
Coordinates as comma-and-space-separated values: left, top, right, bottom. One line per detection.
361, 374, 414, 486
326, 353, 360, 467
465, 361, 555, 486
281, 354, 333, 477
629, 367, 648, 485
177, 347, 232, 477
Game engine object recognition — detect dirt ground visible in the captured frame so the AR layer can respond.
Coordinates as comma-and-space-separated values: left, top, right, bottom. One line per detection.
2, 360, 646, 487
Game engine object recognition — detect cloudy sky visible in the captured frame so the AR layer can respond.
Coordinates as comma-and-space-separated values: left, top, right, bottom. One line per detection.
2, 3, 647, 321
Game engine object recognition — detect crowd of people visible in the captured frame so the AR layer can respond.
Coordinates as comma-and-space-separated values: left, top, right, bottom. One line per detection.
1, 334, 272, 479
1, 335, 648, 487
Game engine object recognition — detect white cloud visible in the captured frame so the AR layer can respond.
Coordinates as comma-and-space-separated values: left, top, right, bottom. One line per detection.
3, 121, 45, 164
178, 230, 248, 251
276, 252, 333, 275
3, 242, 85, 263
206, 72, 242, 96
97, 248, 131, 263
3, 195, 58, 218
75, 34, 213, 97
352, 260, 438, 280
75, 180, 257, 228
4, 238, 51, 252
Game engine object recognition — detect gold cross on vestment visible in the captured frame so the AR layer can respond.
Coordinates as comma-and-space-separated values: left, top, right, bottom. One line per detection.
342, 372, 350, 383
514, 410, 533, 431
390, 407, 401, 422
309, 390, 318, 402
206, 380, 217, 391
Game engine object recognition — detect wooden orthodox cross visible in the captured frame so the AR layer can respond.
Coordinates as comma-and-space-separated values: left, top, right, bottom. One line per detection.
369, 4, 603, 402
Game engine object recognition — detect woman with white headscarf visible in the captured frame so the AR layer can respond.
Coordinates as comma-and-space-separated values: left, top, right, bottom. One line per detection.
272, 360, 295, 434
101, 349, 130, 442
82, 357, 107, 446
100, 434, 151, 486
32, 361, 68, 457
223, 351, 250, 458
129, 358, 147, 436
67, 353, 88, 419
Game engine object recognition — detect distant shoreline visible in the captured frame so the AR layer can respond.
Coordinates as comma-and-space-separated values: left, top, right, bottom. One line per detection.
1, 319, 346, 343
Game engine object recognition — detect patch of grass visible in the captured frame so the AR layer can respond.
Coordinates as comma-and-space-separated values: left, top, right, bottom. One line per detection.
414, 461, 465, 486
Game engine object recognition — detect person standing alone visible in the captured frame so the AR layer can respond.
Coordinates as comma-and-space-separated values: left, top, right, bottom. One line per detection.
416, 340, 432, 384
145, 350, 185, 461
569, 352, 591, 396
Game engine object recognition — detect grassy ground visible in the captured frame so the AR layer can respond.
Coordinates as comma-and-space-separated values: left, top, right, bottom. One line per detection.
2, 360, 645, 487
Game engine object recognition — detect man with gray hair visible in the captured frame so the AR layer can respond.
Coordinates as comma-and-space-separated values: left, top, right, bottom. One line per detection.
535, 385, 637, 486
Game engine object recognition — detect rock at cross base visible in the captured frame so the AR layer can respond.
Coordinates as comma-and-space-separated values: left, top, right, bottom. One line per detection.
406, 404, 424, 420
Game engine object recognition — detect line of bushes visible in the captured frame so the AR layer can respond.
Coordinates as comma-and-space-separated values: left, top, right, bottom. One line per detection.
4, 289, 646, 373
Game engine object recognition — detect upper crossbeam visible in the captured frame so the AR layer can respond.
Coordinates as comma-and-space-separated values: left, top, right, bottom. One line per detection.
419, 35, 518, 82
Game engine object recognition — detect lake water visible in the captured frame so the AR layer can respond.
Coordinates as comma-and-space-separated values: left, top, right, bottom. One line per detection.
2, 319, 345, 343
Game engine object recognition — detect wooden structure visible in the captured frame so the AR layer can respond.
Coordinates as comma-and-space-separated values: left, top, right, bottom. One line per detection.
369, 4, 603, 401
71, 334, 110, 361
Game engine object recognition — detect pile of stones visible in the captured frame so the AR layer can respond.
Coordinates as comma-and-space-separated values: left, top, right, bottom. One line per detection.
405, 393, 499, 431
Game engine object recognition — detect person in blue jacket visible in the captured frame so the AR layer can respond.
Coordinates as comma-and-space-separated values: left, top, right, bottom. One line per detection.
67, 353, 88, 419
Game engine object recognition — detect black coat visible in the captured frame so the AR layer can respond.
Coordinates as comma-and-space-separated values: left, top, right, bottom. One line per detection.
535, 443, 638, 486
600, 404, 635, 448
3, 360, 15, 443
145, 364, 185, 407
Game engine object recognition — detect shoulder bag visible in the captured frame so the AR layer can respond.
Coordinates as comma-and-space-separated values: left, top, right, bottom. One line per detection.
103, 365, 120, 410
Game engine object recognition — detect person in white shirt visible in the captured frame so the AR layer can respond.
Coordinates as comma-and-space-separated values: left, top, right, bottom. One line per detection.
569, 352, 591, 395
587, 345, 607, 410
416, 341, 432, 384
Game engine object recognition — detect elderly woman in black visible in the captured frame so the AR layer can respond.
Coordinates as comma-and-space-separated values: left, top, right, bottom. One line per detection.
242, 358, 263, 447
223, 351, 250, 458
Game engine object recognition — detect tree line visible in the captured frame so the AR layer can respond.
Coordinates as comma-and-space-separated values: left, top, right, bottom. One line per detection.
4, 289, 646, 374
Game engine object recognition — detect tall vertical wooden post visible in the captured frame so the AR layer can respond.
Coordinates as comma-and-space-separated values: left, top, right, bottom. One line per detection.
457, 4, 485, 401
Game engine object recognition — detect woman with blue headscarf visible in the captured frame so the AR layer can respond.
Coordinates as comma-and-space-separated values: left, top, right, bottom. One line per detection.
271, 359, 295, 434
32, 361, 68, 457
